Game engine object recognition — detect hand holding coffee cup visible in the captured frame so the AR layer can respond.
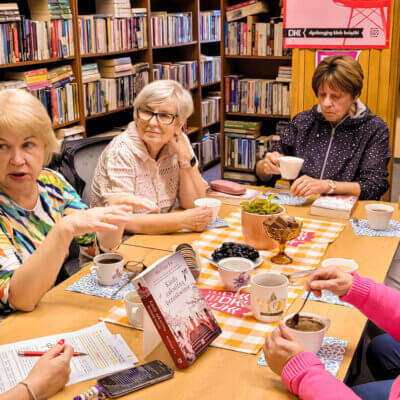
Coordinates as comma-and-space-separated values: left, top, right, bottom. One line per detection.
91, 253, 124, 286
194, 198, 221, 223
279, 156, 304, 180
261, 152, 283, 175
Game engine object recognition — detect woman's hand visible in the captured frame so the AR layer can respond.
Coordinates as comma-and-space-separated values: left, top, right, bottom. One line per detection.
263, 321, 306, 376
181, 207, 212, 232
291, 175, 330, 197
261, 152, 283, 175
105, 193, 160, 213
306, 266, 354, 297
59, 205, 133, 237
169, 128, 194, 163
24, 341, 73, 399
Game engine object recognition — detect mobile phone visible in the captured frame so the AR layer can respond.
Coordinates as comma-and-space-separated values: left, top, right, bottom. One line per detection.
97, 360, 174, 398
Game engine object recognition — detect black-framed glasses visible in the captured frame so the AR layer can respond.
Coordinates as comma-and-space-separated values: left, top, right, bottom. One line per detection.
137, 107, 177, 125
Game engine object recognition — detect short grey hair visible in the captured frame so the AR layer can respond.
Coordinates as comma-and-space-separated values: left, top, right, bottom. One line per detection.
0, 88, 59, 165
133, 80, 194, 122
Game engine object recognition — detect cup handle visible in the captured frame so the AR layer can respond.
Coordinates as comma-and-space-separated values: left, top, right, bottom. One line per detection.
321, 317, 331, 330
90, 265, 98, 277
236, 285, 252, 316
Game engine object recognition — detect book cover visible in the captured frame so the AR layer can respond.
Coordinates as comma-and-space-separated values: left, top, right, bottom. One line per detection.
132, 253, 221, 369
310, 195, 358, 220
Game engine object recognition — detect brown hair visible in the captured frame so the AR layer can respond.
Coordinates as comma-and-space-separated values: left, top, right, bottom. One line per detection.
312, 55, 364, 99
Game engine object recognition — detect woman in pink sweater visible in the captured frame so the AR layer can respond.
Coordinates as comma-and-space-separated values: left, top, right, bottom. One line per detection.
263, 266, 400, 400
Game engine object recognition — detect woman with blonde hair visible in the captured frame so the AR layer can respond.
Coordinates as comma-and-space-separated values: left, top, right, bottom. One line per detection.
256, 55, 390, 200
0, 89, 156, 313
91, 79, 212, 234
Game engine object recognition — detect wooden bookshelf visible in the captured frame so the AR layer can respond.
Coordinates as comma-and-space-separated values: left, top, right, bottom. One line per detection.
225, 55, 292, 61
226, 112, 291, 119
152, 41, 198, 49
85, 106, 134, 120
81, 48, 148, 59
0, 56, 76, 69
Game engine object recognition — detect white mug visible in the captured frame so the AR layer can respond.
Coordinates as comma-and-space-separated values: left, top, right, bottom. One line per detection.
124, 291, 144, 330
217, 257, 254, 291
236, 272, 288, 323
194, 198, 221, 222
91, 253, 124, 286
279, 156, 304, 180
365, 203, 394, 230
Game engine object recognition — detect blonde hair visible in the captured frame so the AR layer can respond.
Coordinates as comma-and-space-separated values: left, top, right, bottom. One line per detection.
0, 89, 59, 165
133, 80, 194, 122
312, 55, 364, 99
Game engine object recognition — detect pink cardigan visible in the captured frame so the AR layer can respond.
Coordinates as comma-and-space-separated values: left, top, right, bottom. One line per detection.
281, 273, 400, 399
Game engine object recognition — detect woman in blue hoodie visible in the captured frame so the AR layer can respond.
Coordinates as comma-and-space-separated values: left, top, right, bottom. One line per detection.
256, 55, 390, 200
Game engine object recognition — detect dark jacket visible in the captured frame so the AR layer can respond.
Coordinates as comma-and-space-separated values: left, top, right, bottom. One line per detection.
270, 101, 391, 200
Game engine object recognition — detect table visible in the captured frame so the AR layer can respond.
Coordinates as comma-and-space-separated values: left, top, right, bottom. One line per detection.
0, 199, 399, 399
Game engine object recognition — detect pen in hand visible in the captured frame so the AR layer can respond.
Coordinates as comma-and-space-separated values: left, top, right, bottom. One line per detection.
18, 351, 88, 357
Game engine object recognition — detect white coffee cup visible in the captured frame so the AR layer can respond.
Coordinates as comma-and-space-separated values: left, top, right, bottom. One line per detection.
217, 257, 254, 291
194, 198, 221, 222
124, 290, 144, 330
322, 258, 358, 273
365, 204, 394, 230
284, 312, 330, 354
236, 272, 288, 323
90, 253, 124, 286
279, 156, 304, 180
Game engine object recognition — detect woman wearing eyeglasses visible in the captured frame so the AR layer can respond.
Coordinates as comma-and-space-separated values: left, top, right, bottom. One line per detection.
91, 80, 212, 234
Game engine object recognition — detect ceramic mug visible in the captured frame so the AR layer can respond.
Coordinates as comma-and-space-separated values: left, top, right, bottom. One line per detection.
124, 290, 144, 330
365, 203, 394, 230
284, 312, 330, 354
91, 253, 124, 286
322, 258, 359, 273
236, 272, 288, 323
194, 198, 221, 223
217, 257, 254, 291
279, 156, 304, 180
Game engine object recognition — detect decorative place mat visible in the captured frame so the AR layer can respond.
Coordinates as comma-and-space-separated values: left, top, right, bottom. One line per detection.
66, 272, 135, 300
182, 216, 229, 233
258, 336, 348, 377
193, 210, 345, 354
350, 219, 400, 237
302, 290, 353, 308
262, 191, 308, 206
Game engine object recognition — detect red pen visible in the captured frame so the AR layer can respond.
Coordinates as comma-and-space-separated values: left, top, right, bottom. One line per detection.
17, 351, 88, 357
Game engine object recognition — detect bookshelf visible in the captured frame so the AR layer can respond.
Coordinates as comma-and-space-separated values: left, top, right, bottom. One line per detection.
220, 0, 292, 183
0, 0, 222, 172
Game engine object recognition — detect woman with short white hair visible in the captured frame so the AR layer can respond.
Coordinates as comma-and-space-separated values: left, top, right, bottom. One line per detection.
0, 89, 156, 313
91, 80, 212, 234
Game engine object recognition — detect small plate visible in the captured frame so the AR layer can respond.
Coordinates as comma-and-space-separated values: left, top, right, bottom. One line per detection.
207, 256, 263, 269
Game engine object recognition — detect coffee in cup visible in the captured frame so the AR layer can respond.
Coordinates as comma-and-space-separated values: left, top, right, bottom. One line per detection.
91, 253, 124, 286
286, 315, 325, 332
279, 156, 304, 180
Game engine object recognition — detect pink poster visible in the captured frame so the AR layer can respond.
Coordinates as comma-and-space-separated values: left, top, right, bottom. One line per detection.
284, 0, 391, 49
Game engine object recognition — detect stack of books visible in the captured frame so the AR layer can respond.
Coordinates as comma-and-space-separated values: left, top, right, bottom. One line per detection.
225, 75, 290, 116
27, 0, 72, 20
200, 10, 221, 41
0, 3, 20, 22
192, 130, 221, 169
81, 63, 103, 117
153, 61, 197, 90
132, 62, 150, 95
5, 68, 49, 90
225, 1, 269, 22
223, 170, 257, 184
151, 12, 192, 47
82, 63, 101, 83
0, 79, 27, 90
276, 66, 292, 82
78, 14, 147, 55
224, 120, 261, 170
95, 0, 132, 18
98, 57, 133, 78
55, 125, 85, 142
201, 95, 221, 126
200, 55, 221, 85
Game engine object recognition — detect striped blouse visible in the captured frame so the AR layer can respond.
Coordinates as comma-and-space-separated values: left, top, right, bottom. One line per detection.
0, 169, 98, 310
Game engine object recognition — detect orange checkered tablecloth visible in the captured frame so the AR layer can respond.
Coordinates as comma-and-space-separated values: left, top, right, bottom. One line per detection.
100, 210, 345, 355
193, 210, 345, 354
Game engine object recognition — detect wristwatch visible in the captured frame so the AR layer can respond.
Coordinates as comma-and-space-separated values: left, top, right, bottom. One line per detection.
326, 179, 336, 195
178, 155, 197, 169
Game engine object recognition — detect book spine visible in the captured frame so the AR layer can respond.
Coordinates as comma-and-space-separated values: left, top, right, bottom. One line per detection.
136, 283, 190, 369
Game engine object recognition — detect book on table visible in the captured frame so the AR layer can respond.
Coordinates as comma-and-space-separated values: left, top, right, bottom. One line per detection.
310, 195, 358, 219
132, 253, 221, 369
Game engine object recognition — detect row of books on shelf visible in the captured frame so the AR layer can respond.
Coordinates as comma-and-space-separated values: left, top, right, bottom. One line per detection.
0, 18, 74, 64
191, 131, 221, 170
78, 13, 147, 55
153, 61, 197, 90
201, 94, 220, 126
199, 10, 221, 42
225, 17, 290, 57
200, 55, 221, 85
225, 75, 291, 116
150, 12, 192, 47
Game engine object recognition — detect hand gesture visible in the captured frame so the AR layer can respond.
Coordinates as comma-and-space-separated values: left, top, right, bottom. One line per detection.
61, 205, 133, 237
263, 321, 306, 376
181, 207, 212, 232
306, 266, 354, 298
290, 175, 330, 197
105, 193, 160, 213
25, 341, 73, 399
169, 128, 194, 163
261, 152, 283, 175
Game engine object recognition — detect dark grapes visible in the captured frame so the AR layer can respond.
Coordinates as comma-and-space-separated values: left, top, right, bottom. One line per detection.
211, 242, 259, 262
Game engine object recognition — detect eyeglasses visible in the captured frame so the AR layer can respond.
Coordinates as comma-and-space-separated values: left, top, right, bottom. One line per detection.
137, 107, 177, 125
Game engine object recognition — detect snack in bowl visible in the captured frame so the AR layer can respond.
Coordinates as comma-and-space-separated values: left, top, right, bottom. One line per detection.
211, 242, 260, 263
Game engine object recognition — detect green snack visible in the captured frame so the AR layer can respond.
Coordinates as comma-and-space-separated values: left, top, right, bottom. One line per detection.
240, 196, 282, 215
